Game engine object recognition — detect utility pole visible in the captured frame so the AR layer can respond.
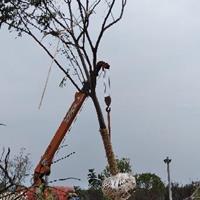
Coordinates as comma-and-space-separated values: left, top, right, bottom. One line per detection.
164, 157, 173, 200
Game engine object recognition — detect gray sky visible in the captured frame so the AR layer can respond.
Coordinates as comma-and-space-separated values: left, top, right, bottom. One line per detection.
1, 0, 200, 188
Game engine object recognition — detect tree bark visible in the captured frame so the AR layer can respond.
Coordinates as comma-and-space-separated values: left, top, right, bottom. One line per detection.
91, 93, 118, 176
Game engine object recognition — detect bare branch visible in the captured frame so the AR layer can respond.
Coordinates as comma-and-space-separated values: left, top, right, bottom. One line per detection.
95, 0, 127, 53
30, 32, 81, 91
104, 0, 127, 30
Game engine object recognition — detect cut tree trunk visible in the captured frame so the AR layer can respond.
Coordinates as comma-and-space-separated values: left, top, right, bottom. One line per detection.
91, 93, 118, 176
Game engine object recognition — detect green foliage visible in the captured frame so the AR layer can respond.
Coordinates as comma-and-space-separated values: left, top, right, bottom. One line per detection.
82, 169, 107, 199
87, 157, 133, 190
192, 186, 200, 199
170, 182, 196, 200
102, 157, 133, 178
87, 169, 104, 190
76, 188, 107, 200
135, 173, 165, 200
136, 173, 165, 191
0, 0, 55, 35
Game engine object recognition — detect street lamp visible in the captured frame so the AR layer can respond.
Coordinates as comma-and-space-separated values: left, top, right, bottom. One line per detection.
164, 157, 172, 200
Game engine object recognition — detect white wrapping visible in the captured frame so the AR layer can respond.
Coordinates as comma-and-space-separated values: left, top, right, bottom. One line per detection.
102, 173, 136, 200
103, 69, 111, 97
0, 191, 26, 200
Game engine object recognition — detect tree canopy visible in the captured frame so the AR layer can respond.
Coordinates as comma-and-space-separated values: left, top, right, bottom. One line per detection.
0, 0, 126, 91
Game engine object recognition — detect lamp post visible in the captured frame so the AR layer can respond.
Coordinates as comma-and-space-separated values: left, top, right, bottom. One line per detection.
164, 157, 172, 200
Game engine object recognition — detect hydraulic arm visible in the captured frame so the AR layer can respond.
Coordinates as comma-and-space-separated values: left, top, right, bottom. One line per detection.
33, 61, 110, 186
33, 88, 87, 186
33, 61, 109, 188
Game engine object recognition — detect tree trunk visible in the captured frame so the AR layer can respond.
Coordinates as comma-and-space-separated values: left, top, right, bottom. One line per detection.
91, 93, 118, 176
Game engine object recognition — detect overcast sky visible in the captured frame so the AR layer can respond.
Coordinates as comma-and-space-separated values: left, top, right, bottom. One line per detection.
1, 0, 200, 188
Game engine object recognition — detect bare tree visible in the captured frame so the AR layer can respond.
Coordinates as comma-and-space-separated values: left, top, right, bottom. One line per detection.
0, 1, 133, 199
0, 148, 31, 194
0, 0, 126, 177
0, 147, 81, 199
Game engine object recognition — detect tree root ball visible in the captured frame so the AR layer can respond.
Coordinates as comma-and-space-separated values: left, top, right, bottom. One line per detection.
102, 173, 136, 200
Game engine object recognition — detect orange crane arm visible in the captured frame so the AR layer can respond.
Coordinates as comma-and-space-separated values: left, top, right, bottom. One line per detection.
33, 61, 109, 186
34, 89, 87, 185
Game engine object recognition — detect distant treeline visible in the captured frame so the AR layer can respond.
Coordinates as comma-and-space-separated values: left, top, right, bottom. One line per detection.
77, 180, 198, 200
